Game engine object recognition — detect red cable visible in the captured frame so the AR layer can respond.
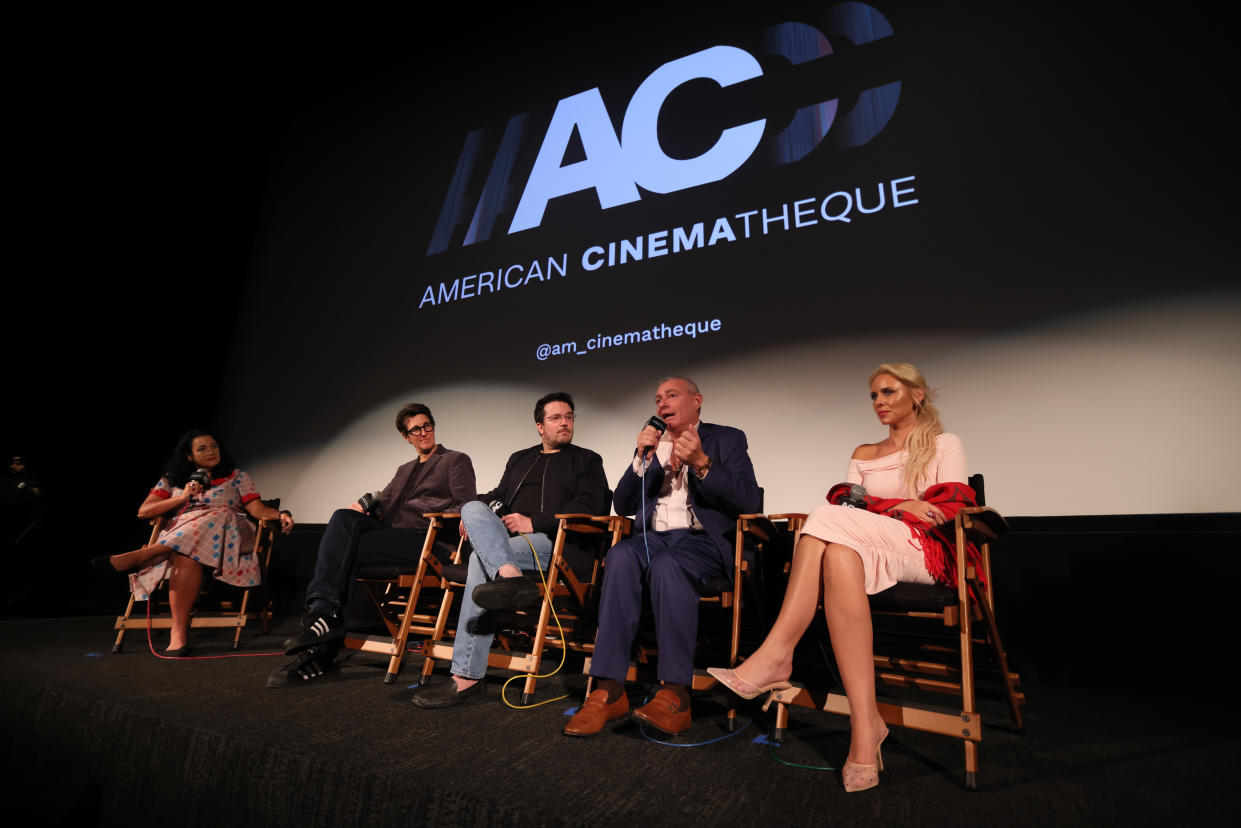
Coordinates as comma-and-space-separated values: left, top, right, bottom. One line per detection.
144, 582, 284, 660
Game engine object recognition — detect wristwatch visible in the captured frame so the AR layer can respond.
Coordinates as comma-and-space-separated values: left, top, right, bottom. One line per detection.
693, 456, 712, 479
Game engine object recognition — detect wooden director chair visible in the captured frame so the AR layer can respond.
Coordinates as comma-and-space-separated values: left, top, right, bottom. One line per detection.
111, 510, 278, 652
764, 475, 1024, 788
344, 512, 464, 684
419, 513, 630, 704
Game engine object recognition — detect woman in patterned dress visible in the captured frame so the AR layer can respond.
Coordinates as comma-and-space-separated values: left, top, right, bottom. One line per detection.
94, 430, 293, 654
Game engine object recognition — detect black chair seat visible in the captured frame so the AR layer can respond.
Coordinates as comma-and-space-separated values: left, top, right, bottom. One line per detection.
355, 562, 422, 580
440, 563, 469, 584
356, 542, 458, 581
868, 582, 957, 613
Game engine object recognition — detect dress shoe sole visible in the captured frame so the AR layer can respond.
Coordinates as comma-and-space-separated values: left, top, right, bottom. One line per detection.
473, 584, 543, 613
631, 710, 691, 737
562, 712, 628, 737
411, 682, 486, 709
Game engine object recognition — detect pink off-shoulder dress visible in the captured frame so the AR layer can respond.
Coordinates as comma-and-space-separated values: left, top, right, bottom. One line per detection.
129, 469, 264, 601
799, 433, 967, 594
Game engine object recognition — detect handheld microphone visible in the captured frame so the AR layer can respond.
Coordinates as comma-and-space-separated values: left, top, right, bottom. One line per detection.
641, 415, 667, 459
357, 491, 383, 519
841, 484, 868, 509
187, 467, 213, 491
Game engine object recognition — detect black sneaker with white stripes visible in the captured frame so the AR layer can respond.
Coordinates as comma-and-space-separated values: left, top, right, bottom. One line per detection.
266, 646, 338, 688
283, 610, 345, 655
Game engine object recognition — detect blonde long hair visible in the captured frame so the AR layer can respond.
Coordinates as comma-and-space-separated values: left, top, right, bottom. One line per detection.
869, 362, 943, 497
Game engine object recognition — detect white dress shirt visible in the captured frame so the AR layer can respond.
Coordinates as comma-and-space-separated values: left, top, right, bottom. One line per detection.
631, 423, 704, 531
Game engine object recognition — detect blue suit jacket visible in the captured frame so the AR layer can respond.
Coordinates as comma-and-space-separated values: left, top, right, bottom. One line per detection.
613, 422, 761, 565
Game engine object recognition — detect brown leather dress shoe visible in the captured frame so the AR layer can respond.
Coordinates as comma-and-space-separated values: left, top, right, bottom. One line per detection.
631, 688, 692, 736
563, 688, 629, 737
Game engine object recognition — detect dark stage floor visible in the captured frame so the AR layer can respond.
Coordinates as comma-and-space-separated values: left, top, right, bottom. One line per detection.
2, 616, 1235, 826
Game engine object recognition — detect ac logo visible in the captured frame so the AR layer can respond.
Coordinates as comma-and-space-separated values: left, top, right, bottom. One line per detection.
427, 1, 898, 255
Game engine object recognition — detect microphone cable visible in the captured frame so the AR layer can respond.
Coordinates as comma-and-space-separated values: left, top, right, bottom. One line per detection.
500, 534, 570, 709
640, 451, 652, 565
144, 596, 284, 660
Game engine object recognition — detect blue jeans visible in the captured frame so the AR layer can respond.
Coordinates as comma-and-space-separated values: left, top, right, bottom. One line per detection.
451, 500, 553, 680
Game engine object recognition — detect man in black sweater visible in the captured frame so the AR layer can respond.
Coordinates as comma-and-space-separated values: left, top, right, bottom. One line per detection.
411, 391, 610, 708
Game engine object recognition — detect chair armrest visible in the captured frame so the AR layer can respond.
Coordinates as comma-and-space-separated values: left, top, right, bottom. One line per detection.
956, 507, 1008, 537
555, 514, 632, 533
145, 515, 169, 544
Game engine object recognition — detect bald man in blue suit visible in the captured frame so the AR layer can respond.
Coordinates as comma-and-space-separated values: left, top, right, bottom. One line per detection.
565, 377, 760, 737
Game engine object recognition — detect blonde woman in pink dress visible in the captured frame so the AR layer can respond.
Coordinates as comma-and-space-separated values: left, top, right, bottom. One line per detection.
709, 363, 970, 792
93, 430, 293, 655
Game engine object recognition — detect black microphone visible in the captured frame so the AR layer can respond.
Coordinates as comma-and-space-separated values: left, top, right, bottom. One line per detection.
641, 415, 667, 459
187, 467, 213, 492
841, 484, 868, 509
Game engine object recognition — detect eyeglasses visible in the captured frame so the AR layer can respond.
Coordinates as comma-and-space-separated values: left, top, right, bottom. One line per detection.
404, 423, 435, 436
543, 413, 575, 424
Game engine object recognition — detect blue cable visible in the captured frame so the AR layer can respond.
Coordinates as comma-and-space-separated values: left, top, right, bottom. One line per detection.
639, 451, 651, 565
638, 716, 756, 747
634, 691, 757, 747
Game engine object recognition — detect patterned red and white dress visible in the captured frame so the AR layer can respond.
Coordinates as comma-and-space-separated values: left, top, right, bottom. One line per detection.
129, 469, 264, 601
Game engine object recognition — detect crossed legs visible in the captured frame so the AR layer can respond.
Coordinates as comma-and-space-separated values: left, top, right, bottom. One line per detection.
728, 536, 886, 765
449, 501, 553, 691
106, 542, 173, 573
108, 543, 203, 652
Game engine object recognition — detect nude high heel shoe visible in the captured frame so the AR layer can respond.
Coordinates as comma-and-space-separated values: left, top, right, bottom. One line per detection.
842, 727, 889, 792
706, 667, 792, 700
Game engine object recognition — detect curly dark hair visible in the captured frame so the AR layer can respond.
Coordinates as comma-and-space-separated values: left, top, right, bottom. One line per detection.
163, 429, 238, 487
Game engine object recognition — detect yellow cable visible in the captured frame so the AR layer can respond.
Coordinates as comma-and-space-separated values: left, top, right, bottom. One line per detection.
500, 534, 570, 709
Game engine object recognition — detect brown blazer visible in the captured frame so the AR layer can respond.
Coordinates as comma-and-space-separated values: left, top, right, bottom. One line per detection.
377, 445, 476, 530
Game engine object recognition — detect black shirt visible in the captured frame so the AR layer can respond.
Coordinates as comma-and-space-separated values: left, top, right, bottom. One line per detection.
508, 452, 551, 518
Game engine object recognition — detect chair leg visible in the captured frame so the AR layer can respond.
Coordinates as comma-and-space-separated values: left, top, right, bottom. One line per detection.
970, 576, 1024, 730
421, 584, 456, 682
385, 581, 423, 685
113, 594, 136, 653
232, 587, 251, 650
772, 701, 789, 743
520, 549, 565, 704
